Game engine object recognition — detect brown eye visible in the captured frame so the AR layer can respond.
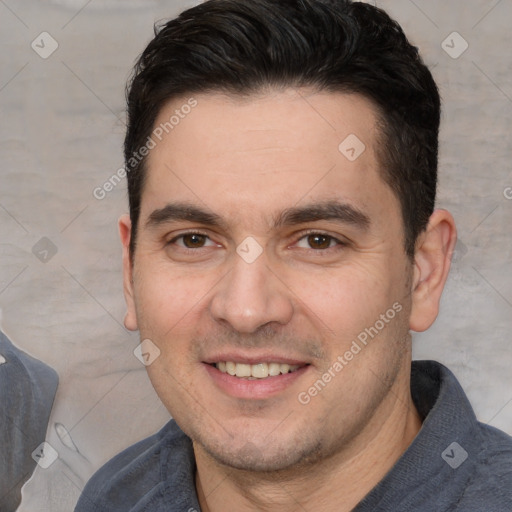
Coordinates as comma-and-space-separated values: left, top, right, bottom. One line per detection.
307, 234, 333, 249
182, 234, 207, 248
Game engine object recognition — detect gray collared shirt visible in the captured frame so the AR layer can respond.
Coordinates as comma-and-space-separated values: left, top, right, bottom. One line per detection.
0, 331, 59, 512
75, 360, 512, 511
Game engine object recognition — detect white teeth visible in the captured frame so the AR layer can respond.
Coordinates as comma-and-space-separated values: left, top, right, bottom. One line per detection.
235, 363, 251, 378
268, 362, 281, 376
215, 361, 302, 379
251, 363, 268, 378
226, 361, 236, 376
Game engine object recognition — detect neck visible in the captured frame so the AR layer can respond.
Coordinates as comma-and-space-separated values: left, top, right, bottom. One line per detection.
195, 372, 422, 512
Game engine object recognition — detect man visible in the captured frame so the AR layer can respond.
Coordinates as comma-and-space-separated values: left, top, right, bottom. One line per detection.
0, 329, 58, 511
75, 0, 512, 510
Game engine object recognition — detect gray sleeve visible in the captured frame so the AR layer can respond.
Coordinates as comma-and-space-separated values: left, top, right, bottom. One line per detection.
0, 330, 59, 512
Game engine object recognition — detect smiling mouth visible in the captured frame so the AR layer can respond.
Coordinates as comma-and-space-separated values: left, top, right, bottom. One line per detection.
212, 361, 307, 379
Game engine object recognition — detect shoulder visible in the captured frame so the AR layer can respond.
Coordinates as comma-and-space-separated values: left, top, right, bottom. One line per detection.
74, 420, 194, 512
0, 330, 59, 510
0, 330, 59, 406
0, 331, 59, 444
469, 422, 512, 498
408, 361, 512, 511
451, 421, 512, 511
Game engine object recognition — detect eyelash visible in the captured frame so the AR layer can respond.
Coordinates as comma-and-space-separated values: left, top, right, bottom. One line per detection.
167, 230, 346, 252
167, 230, 214, 250
296, 229, 346, 251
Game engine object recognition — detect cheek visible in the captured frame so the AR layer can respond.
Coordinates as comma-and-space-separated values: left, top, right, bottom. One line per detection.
133, 257, 214, 334
287, 260, 397, 337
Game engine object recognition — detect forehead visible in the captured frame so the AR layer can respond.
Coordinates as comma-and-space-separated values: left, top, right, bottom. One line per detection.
141, 88, 397, 228
150, 88, 378, 160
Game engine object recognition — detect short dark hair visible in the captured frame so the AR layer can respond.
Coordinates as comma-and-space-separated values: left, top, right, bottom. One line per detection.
124, 0, 440, 258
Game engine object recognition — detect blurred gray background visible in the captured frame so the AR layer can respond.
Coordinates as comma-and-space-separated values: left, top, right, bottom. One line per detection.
0, 0, 510, 510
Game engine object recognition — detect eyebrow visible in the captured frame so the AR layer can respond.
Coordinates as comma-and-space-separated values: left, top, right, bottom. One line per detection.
145, 203, 228, 230
145, 200, 370, 231
273, 201, 370, 230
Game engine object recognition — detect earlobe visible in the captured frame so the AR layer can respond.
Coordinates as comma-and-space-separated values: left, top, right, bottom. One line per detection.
119, 214, 138, 331
409, 209, 457, 332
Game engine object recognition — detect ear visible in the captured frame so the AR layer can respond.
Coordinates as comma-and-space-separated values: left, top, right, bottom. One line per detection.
119, 214, 138, 331
409, 209, 457, 332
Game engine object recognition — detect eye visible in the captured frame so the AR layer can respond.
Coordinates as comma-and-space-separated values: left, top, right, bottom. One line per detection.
170, 233, 217, 249
295, 233, 343, 250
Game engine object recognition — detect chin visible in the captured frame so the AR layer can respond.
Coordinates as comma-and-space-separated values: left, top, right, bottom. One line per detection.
197, 432, 325, 473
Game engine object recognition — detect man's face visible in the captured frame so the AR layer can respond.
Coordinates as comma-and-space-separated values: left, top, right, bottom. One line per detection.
123, 89, 416, 471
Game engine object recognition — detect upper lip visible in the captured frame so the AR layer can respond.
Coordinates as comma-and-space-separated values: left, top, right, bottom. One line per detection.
203, 352, 309, 366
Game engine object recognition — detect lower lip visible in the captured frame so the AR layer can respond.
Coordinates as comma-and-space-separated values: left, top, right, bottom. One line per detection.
203, 363, 310, 400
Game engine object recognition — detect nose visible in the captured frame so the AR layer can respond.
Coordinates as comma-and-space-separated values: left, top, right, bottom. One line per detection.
209, 249, 294, 333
